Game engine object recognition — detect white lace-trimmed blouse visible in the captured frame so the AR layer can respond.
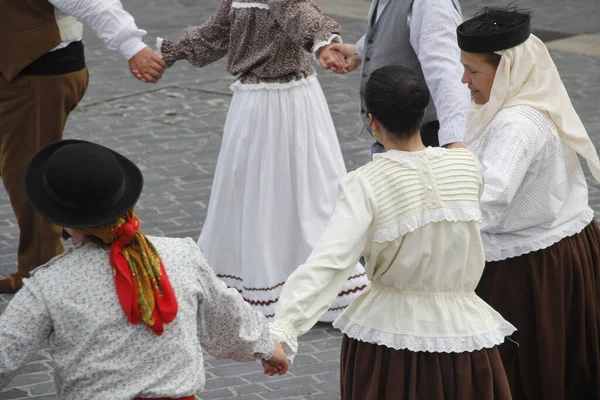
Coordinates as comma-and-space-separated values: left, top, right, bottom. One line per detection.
270, 148, 515, 358
469, 106, 594, 262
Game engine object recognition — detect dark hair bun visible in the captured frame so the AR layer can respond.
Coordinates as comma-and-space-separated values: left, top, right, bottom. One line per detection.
364, 65, 430, 138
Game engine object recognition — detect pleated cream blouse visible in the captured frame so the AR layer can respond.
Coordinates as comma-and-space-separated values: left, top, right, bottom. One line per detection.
270, 147, 515, 359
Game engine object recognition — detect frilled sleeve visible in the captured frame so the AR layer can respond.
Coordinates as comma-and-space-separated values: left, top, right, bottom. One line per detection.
268, 0, 341, 54
159, 0, 232, 68
191, 240, 274, 362
270, 171, 374, 361
475, 114, 548, 232
0, 279, 52, 390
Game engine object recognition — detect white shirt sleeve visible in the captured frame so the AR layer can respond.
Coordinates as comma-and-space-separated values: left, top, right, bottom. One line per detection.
47, 0, 147, 59
355, 35, 366, 59
270, 171, 373, 360
409, 0, 470, 146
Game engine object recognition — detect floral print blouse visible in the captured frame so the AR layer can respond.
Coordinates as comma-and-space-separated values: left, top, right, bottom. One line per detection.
0, 237, 273, 400
159, 0, 340, 84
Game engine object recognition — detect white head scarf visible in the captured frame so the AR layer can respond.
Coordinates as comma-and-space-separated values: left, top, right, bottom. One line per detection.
465, 34, 600, 182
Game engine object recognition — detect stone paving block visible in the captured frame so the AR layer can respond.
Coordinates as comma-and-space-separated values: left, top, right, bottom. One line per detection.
233, 383, 269, 395
314, 348, 341, 363
197, 388, 234, 399
305, 392, 340, 400
203, 377, 247, 391
0, 389, 30, 400
263, 376, 316, 391
210, 362, 264, 378
30, 382, 57, 396
14, 362, 52, 375
314, 372, 339, 384
292, 362, 340, 377
6, 373, 53, 388
261, 385, 322, 399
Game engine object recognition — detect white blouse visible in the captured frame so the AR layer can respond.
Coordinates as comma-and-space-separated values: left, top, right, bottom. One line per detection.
270, 148, 515, 359
0, 237, 273, 400
469, 105, 594, 262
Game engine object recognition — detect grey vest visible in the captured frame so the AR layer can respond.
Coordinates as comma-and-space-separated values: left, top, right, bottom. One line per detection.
360, 0, 445, 126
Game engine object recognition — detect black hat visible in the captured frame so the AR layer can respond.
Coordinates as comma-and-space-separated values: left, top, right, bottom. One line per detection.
457, 6, 531, 53
24, 140, 143, 228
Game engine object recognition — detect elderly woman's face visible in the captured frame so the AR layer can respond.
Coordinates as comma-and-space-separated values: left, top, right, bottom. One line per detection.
460, 51, 499, 105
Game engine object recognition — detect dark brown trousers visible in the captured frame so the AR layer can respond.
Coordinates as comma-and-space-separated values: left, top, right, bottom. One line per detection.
0, 68, 88, 276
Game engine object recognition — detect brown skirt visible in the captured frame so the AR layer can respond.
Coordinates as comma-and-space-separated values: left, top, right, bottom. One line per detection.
340, 335, 512, 400
476, 221, 600, 400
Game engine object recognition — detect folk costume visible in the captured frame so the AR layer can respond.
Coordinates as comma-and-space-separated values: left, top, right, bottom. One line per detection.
458, 8, 600, 399
158, 0, 368, 320
0, 0, 147, 293
0, 141, 274, 399
357, 0, 470, 152
271, 148, 515, 400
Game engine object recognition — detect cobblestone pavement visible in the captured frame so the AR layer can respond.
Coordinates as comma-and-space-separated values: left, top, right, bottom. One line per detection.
1, 0, 599, 399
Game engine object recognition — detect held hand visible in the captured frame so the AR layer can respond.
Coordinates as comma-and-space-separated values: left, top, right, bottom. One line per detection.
444, 142, 468, 149
129, 46, 167, 84
327, 43, 361, 74
261, 340, 290, 376
318, 45, 348, 74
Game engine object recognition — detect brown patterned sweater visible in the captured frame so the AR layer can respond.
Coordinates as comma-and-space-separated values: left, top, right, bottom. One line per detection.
160, 0, 340, 84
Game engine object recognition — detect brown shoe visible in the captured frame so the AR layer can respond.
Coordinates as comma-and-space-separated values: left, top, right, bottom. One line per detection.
0, 273, 25, 294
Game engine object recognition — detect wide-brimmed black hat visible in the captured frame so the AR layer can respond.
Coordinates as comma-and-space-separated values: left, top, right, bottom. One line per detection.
457, 6, 531, 53
24, 140, 143, 228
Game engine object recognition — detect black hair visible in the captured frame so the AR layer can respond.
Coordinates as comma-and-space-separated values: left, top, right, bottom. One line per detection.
459, 5, 531, 36
364, 65, 430, 139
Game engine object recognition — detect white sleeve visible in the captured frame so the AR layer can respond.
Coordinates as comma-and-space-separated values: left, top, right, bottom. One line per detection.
355, 35, 366, 60
0, 279, 52, 390
475, 117, 548, 232
270, 171, 373, 361
48, 0, 147, 59
409, 0, 470, 146
189, 239, 274, 362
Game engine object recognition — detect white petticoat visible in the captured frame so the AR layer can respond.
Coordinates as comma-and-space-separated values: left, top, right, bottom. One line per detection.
198, 75, 368, 320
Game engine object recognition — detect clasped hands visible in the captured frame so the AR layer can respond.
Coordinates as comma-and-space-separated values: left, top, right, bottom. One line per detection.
129, 46, 167, 84
262, 340, 291, 376
318, 43, 362, 75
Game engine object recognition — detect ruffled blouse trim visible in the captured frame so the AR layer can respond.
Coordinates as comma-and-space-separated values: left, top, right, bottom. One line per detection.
231, 2, 269, 9
269, 322, 299, 363
373, 207, 482, 243
373, 147, 447, 169
333, 315, 516, 353
230, 74, 317, 91
483, 208, 594, 262
156, 37, 164, 58
312, 34, 342, 63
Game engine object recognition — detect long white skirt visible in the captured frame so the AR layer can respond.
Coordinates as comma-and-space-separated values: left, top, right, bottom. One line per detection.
198, 75, 368, 321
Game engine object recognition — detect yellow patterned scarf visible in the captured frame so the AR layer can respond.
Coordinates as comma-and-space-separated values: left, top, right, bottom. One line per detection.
81, 209, 178, 335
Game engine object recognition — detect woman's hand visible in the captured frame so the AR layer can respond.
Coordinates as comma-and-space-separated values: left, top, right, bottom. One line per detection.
261, 340, 290, 376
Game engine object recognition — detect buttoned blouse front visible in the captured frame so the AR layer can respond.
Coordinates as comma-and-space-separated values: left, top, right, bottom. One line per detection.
270, 148, 514, 357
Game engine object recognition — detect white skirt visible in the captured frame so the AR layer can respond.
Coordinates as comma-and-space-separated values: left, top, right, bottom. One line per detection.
198, 75, 368, 321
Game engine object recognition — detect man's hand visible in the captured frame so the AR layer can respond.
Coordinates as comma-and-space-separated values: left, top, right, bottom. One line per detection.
261, 340, 290, 376
326, 43, 361, 74
444, 142, 467, 149
318, 44, 348, 74
129, 46, 167, 84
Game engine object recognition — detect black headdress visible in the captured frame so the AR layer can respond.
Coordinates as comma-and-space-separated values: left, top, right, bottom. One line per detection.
457, 6, 531, 53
